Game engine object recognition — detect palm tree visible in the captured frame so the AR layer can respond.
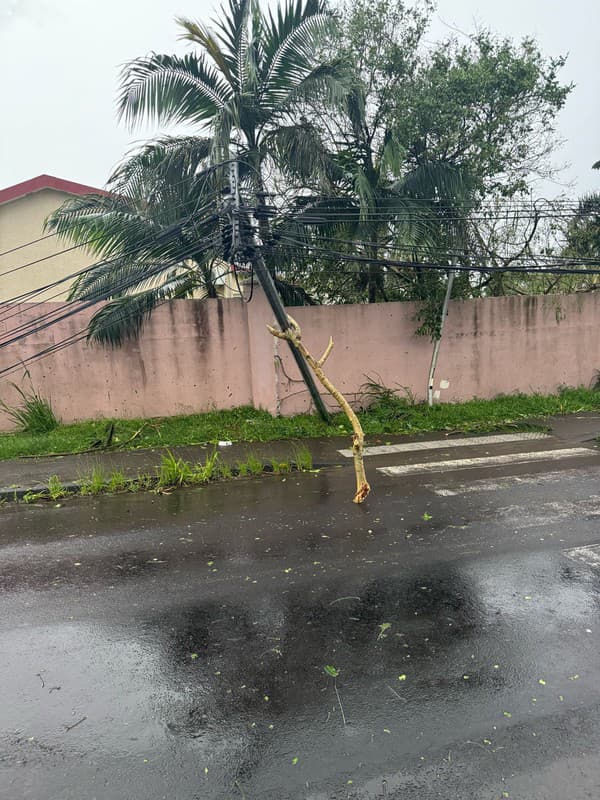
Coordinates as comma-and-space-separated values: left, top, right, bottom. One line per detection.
118, 0, 342, 228
46, 136, 238, 345
270, 82, 474, 308
111, 0, 344, 419
47, 0, 343, 355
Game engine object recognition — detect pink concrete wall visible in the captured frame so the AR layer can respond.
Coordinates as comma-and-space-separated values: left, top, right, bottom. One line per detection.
0, 291, 598, 430
276, 293, 599, 413
0, 298, 254, 429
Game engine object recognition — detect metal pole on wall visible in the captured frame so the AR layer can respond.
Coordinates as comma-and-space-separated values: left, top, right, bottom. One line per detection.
427, 270, 455, 407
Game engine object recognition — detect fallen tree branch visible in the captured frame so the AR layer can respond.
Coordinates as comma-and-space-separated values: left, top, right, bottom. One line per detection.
267, 315, 370, 504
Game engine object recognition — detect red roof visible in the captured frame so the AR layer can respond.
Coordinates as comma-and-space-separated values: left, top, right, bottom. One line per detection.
0, 174, 107, 206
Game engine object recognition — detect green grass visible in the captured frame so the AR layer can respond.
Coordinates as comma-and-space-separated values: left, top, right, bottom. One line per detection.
8, 448, 315, 504
1, 387, 599, 461
0, 383, 58, 434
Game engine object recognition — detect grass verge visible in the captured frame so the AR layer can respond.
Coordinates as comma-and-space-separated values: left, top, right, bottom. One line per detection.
1, 387, 599, 462
13, 447, 314, 505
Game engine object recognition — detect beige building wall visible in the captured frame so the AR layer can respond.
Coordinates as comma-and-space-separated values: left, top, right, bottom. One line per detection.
0, 189, 242, 303
0, 189, 96, 303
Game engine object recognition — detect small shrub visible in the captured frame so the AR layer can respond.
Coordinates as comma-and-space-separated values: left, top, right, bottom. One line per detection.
218, 462, 233, 479
22, 490, 43, 504
191, 449, 220, 484
270, 457, 282, 474
157, 451, 193, 487
107, 470, 128, 493
244, 454, 264, 475
293, 446, 313, 471
0, 382, 58, 434
132, 473, 154, 491
359, 376, 415, 421
79, 466, 107, 495
47, 475, 68, 500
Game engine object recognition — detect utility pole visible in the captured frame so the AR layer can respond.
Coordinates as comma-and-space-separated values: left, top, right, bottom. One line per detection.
229, 161, 331, 423
427, 269, 455, 407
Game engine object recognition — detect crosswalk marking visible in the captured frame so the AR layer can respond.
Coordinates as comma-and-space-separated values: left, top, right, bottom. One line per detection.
564, 543, 600, 569
431, 469, 588, 496
337, 432, 550, 458
377, 447, 594, 477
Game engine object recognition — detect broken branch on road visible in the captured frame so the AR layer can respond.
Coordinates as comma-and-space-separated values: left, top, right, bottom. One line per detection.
267, 315, 370, 503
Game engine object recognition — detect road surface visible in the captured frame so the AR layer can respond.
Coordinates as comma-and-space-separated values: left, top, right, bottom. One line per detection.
2, 427, 600, 799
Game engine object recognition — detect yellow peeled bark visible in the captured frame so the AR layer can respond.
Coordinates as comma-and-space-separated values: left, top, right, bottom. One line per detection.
268, 315, 370, 504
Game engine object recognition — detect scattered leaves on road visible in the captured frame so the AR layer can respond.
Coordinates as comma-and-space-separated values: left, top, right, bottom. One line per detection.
377, 623, 391, 640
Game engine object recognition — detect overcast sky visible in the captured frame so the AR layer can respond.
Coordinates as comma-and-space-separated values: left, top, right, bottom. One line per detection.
1, 0, 598, 197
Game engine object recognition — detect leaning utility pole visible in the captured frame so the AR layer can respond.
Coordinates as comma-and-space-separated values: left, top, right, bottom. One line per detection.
229, 161, 331, 422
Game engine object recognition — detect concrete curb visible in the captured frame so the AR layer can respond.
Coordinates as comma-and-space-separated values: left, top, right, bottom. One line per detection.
1, 481, 82, 502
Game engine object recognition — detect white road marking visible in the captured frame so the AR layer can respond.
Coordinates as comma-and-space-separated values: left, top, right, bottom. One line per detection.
377, 447, 595, 477
431, 469, 583, 496
564, 543, 600, 569
338, 432, 550, 458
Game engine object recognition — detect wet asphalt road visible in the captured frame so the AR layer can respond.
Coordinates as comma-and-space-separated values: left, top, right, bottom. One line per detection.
2, 441, 600, 799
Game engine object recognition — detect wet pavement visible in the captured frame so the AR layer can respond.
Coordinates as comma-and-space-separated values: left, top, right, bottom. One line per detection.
3, 410, 599, 498
2, 428, 600, 799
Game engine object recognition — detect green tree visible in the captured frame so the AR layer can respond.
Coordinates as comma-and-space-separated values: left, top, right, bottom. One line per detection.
277, 0, 473, 307
47, 0, 344, 347
286, 0, 571, 306
46, 137, 235, 345
396, 29, 571, 199
118, 0, 341, 212
49, 0, 344, 421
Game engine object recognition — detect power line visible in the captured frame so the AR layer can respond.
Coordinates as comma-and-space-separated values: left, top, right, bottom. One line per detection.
284, 209, 586, 224
0, 262, 237, 381
0, 185, 224, 283
0, 200, 222, 331
277, 231, 600, 266
0, 198, 224, 346
0, 165, 230, 259
276, 235, 600, 276
0, 220, 221, 349
0, 243, 219, 373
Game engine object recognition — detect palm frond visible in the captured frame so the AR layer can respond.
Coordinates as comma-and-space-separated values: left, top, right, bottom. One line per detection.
262, 1, 333, 97
276, 61, 347, 116
69, 259, 195, 303
86, 272, 200, 347
45, 194, 163, 257
398, 162, 471, 202
211, 0, 254, 89
267, 123, 342, 186
109, 136, 213, 193
379, 130, 405, 178
354, 168, 376, 219
118, 53, 230, 128
381, 196, 441, 256
176, 17, 236, 88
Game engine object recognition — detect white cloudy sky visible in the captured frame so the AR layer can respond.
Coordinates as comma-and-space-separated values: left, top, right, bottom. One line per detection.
1, 0, 598, 196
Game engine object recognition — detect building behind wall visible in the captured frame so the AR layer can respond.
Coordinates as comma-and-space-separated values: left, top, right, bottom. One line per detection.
0, 174, 242, 304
